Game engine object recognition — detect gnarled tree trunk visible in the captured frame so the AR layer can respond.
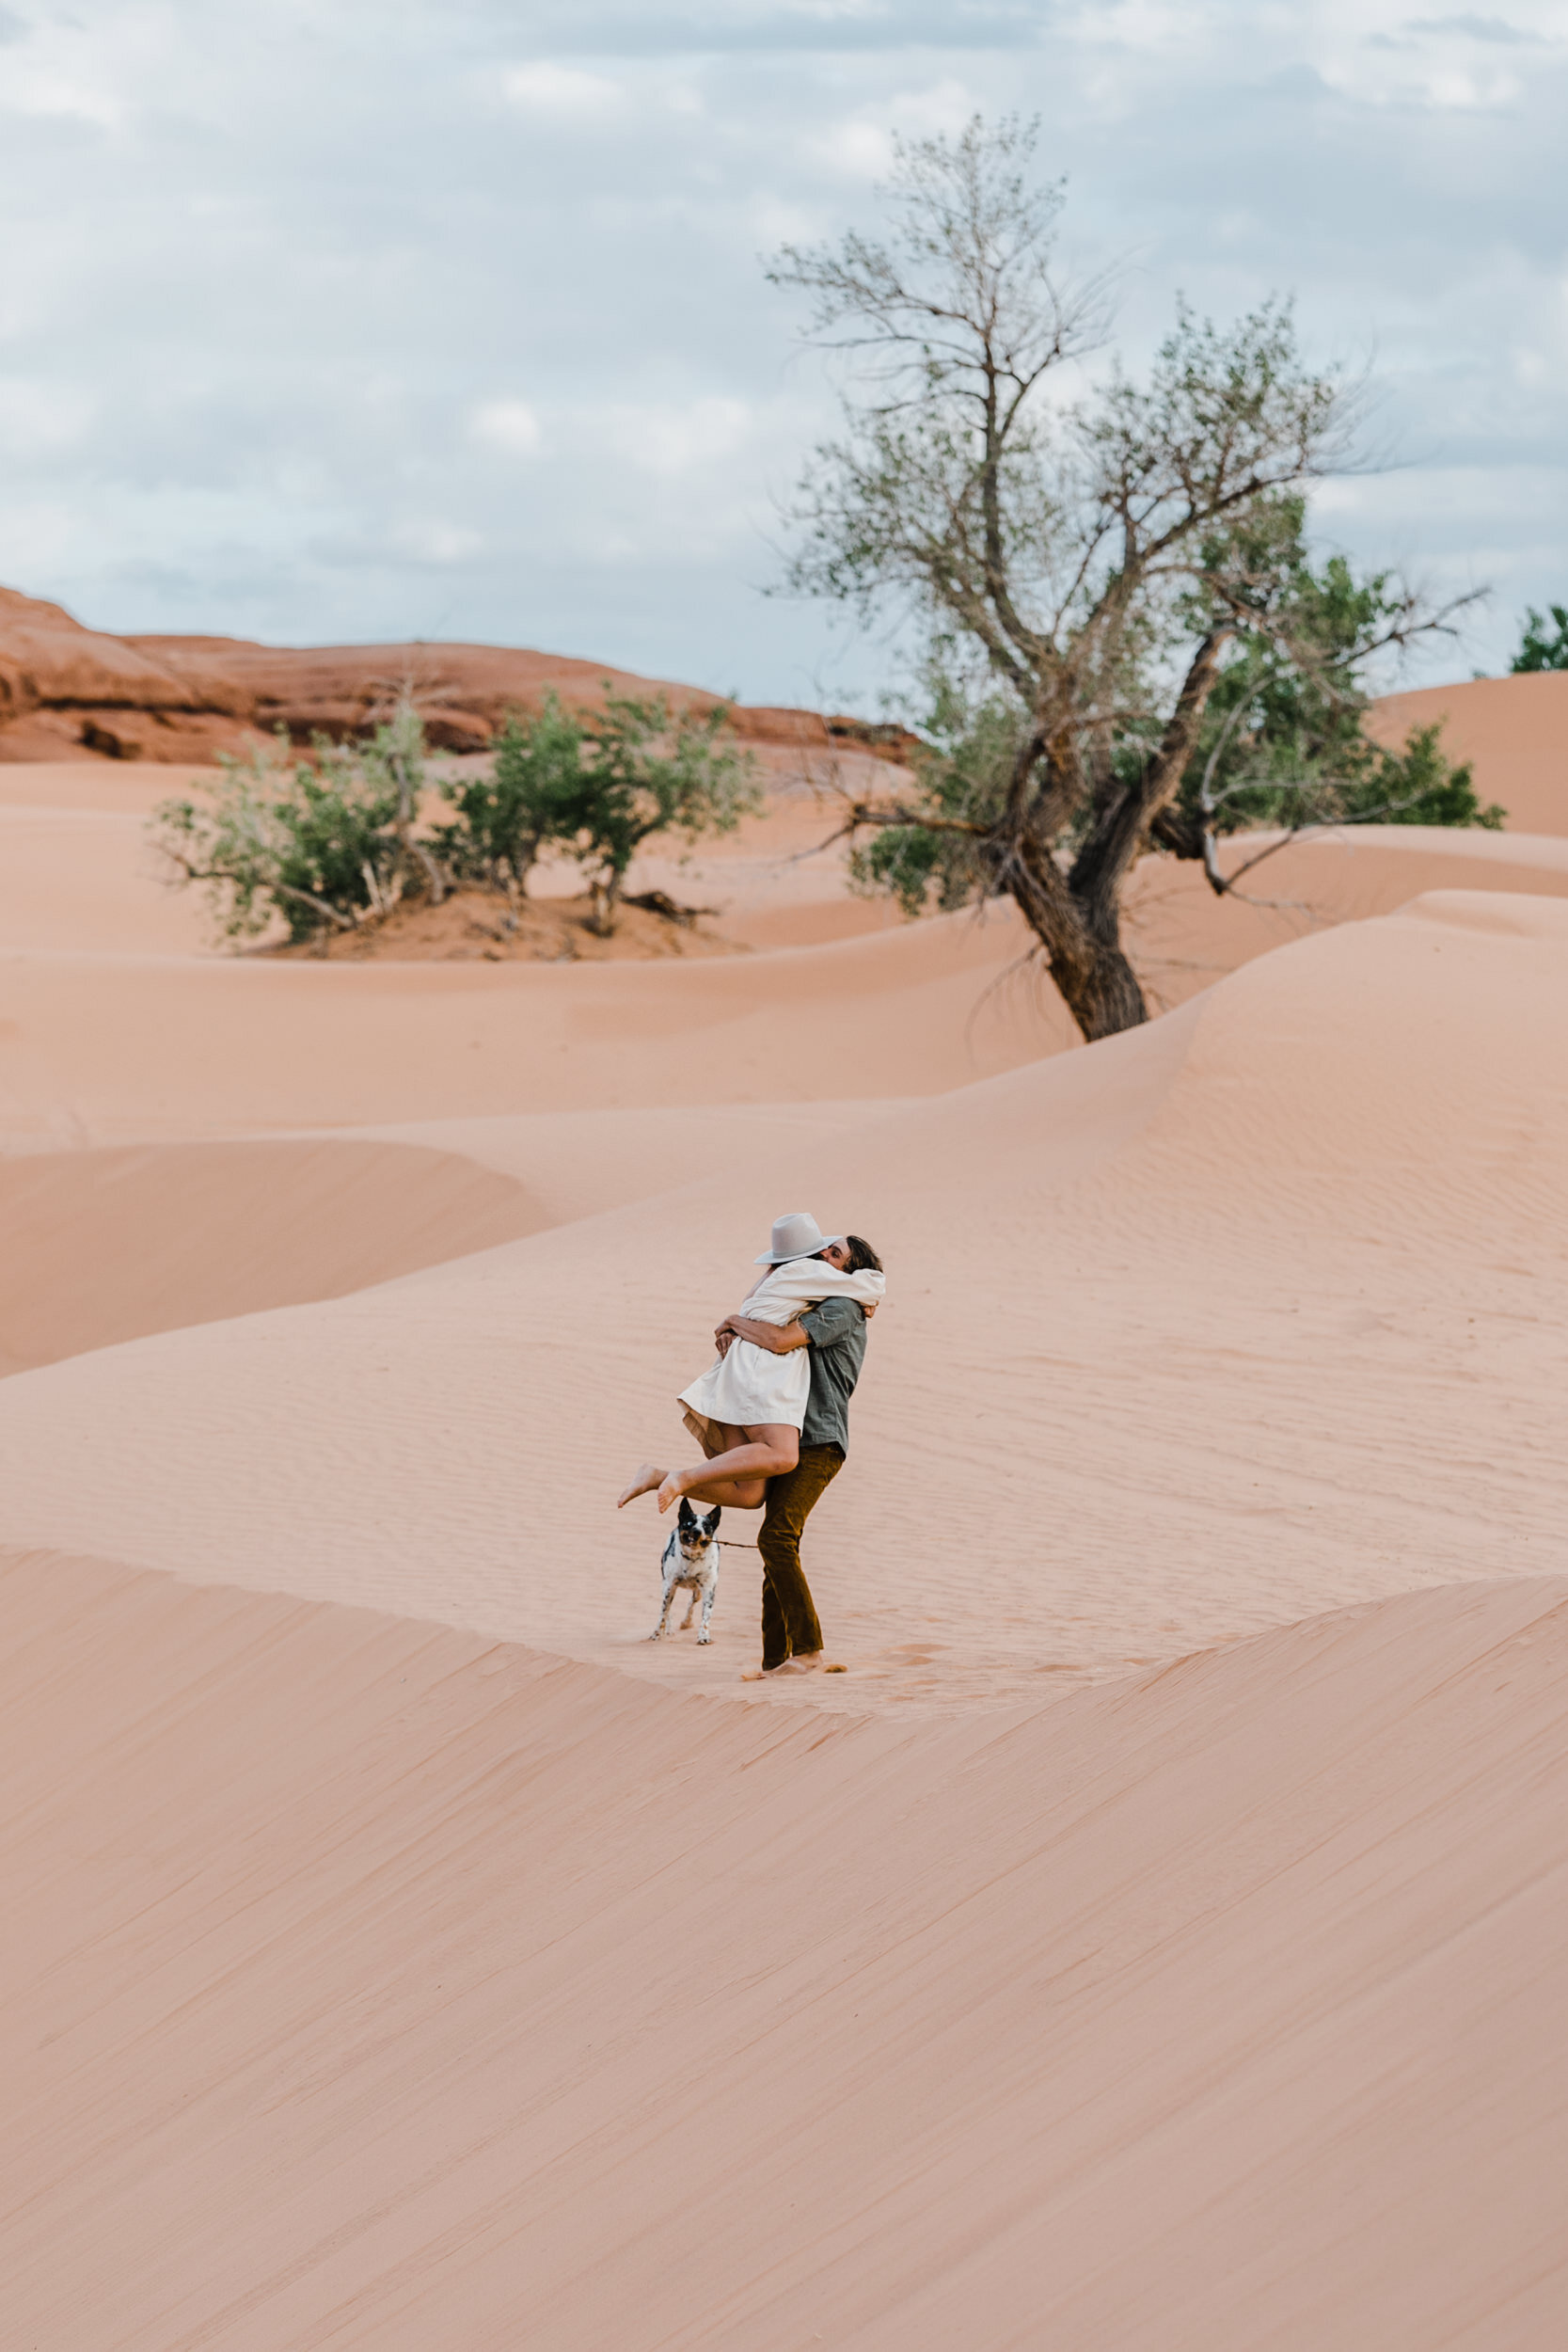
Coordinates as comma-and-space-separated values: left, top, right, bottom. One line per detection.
990, 628, 1231, 1041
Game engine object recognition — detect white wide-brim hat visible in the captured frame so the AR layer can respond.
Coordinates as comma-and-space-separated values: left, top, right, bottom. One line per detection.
755, 1211, 844, 1265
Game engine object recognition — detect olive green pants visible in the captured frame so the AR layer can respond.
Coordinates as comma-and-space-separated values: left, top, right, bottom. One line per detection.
758, 1442, 843, 1671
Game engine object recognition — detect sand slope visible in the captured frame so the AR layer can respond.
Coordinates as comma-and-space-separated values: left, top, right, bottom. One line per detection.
2, 891, 1562, 1707
0, 902, 1058, 1145
0, 1106, 910, 1373
5, 1548, 1567, 2350
0, 1139, 541, 1374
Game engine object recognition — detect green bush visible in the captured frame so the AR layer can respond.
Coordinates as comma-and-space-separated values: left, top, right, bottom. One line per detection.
559, 690, 761, 932
432, 692, 587, 897
153, 687, 761, 946
152, 731, 404, 945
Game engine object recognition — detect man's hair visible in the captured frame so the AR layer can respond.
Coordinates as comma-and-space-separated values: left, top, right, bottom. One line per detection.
842, 1233, 882, 1274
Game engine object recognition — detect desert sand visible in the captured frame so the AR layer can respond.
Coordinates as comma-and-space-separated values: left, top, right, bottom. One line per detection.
2, 671, 1567, 2344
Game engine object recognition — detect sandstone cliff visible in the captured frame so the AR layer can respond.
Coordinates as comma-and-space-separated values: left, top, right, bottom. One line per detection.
0, 584, 913, 765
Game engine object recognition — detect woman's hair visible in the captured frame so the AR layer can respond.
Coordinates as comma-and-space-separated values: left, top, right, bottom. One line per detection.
841, 1233, 882, 1275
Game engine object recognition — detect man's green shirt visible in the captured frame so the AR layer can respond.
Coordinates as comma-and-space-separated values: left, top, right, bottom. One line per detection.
798, 1295, 868, 1454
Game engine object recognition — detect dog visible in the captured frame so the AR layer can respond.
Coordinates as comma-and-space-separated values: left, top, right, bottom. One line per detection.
650, 1499, 721, 1643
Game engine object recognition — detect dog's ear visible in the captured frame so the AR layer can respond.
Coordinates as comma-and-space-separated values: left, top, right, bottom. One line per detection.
707, 1505, 722, 1531
677, 1498, 695, 1526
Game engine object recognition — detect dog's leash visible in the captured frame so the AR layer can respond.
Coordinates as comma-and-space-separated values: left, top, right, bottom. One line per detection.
714, 1537, 759, 1549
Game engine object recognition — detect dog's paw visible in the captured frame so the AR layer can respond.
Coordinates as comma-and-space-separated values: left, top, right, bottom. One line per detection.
696, 1630, 712, 1645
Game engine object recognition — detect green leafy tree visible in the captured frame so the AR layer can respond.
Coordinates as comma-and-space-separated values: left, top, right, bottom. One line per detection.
555, 691, 761, 934
1510, 604, 1568, 673
770, 115, 1474, 1041
432, 692, 589, 899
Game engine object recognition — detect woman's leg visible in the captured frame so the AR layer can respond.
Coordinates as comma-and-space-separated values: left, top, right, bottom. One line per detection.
618, 1418, 752, 1511
657, 1424, 799, 1514
672, 1469, 768, 1509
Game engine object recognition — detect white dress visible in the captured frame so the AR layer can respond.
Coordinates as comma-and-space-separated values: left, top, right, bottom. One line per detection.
678, 1258, 886, 1439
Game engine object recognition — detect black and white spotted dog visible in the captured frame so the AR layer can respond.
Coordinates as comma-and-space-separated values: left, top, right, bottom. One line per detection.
650, 1499, 721, 1643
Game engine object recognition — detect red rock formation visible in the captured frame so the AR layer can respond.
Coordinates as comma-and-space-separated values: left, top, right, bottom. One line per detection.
0, 583, 917, 765
0, 588, 258, 762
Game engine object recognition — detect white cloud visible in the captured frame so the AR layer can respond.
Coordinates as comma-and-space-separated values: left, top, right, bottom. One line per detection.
470, 399, 545, 456
501, 62, 625, 118
600, 397, 757, 480
811, 76, 979, 179
0, 378, 97, 453
815, 118, 895, 177
0, 61, 122, 126
390, 522, 484, 564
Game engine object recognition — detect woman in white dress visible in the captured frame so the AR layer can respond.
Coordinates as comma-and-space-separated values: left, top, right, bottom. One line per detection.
618, 1212, 885, 1517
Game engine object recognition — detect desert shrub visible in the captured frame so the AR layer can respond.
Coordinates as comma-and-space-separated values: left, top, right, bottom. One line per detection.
431, 692, 588, 898
154, 688, 761, 946
559, 691, 761, 933
152, 736, 404, 944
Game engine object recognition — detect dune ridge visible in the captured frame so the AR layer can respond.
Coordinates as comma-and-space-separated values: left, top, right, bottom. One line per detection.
5, 1547, 1567, 2349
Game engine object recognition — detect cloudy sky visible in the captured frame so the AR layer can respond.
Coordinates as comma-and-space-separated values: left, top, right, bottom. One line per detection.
0, 0, 1562, 706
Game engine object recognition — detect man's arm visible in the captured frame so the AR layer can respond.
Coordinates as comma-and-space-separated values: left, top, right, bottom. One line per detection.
715, 1295, 877, 1357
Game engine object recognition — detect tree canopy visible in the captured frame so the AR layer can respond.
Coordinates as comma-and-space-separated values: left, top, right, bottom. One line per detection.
1510, 604, 1568, 673
771, 115, 1480, 1041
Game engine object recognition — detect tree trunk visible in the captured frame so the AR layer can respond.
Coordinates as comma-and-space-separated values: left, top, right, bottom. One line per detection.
994, 627, 1230, 1042
589, 873, 621, 936
1002, 825, 1150, 1042
1055, 933, 1148, 1039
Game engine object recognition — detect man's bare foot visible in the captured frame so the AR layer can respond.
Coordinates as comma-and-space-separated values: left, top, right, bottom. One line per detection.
740, 1653, 830, 1681
656, 1470, 693, 1514
617, 1464, 667, 1509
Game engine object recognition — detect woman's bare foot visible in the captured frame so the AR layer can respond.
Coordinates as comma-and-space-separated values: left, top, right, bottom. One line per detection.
617, 1464, 667, 1509
740, 1653, 829, 1680
656, 1469, 696, 1514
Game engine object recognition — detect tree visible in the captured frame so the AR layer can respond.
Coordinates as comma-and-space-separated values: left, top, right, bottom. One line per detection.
1511, 604, 1568, 673
552, 690, 761, 934
770, 116, 1472, 1041
431, 691, 587, 902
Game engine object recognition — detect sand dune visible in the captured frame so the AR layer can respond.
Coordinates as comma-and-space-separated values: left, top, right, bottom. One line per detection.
6, 1548, 1567, 2349
6, 678, 1568, 2341
0, 1105, 908, 1373
2, 890, 1562, 1708
0, 903, 1060, 1146
0, 1139, 540, 1374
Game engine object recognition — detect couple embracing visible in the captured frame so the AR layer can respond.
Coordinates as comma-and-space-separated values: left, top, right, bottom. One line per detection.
618, 1212, 884, 1679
